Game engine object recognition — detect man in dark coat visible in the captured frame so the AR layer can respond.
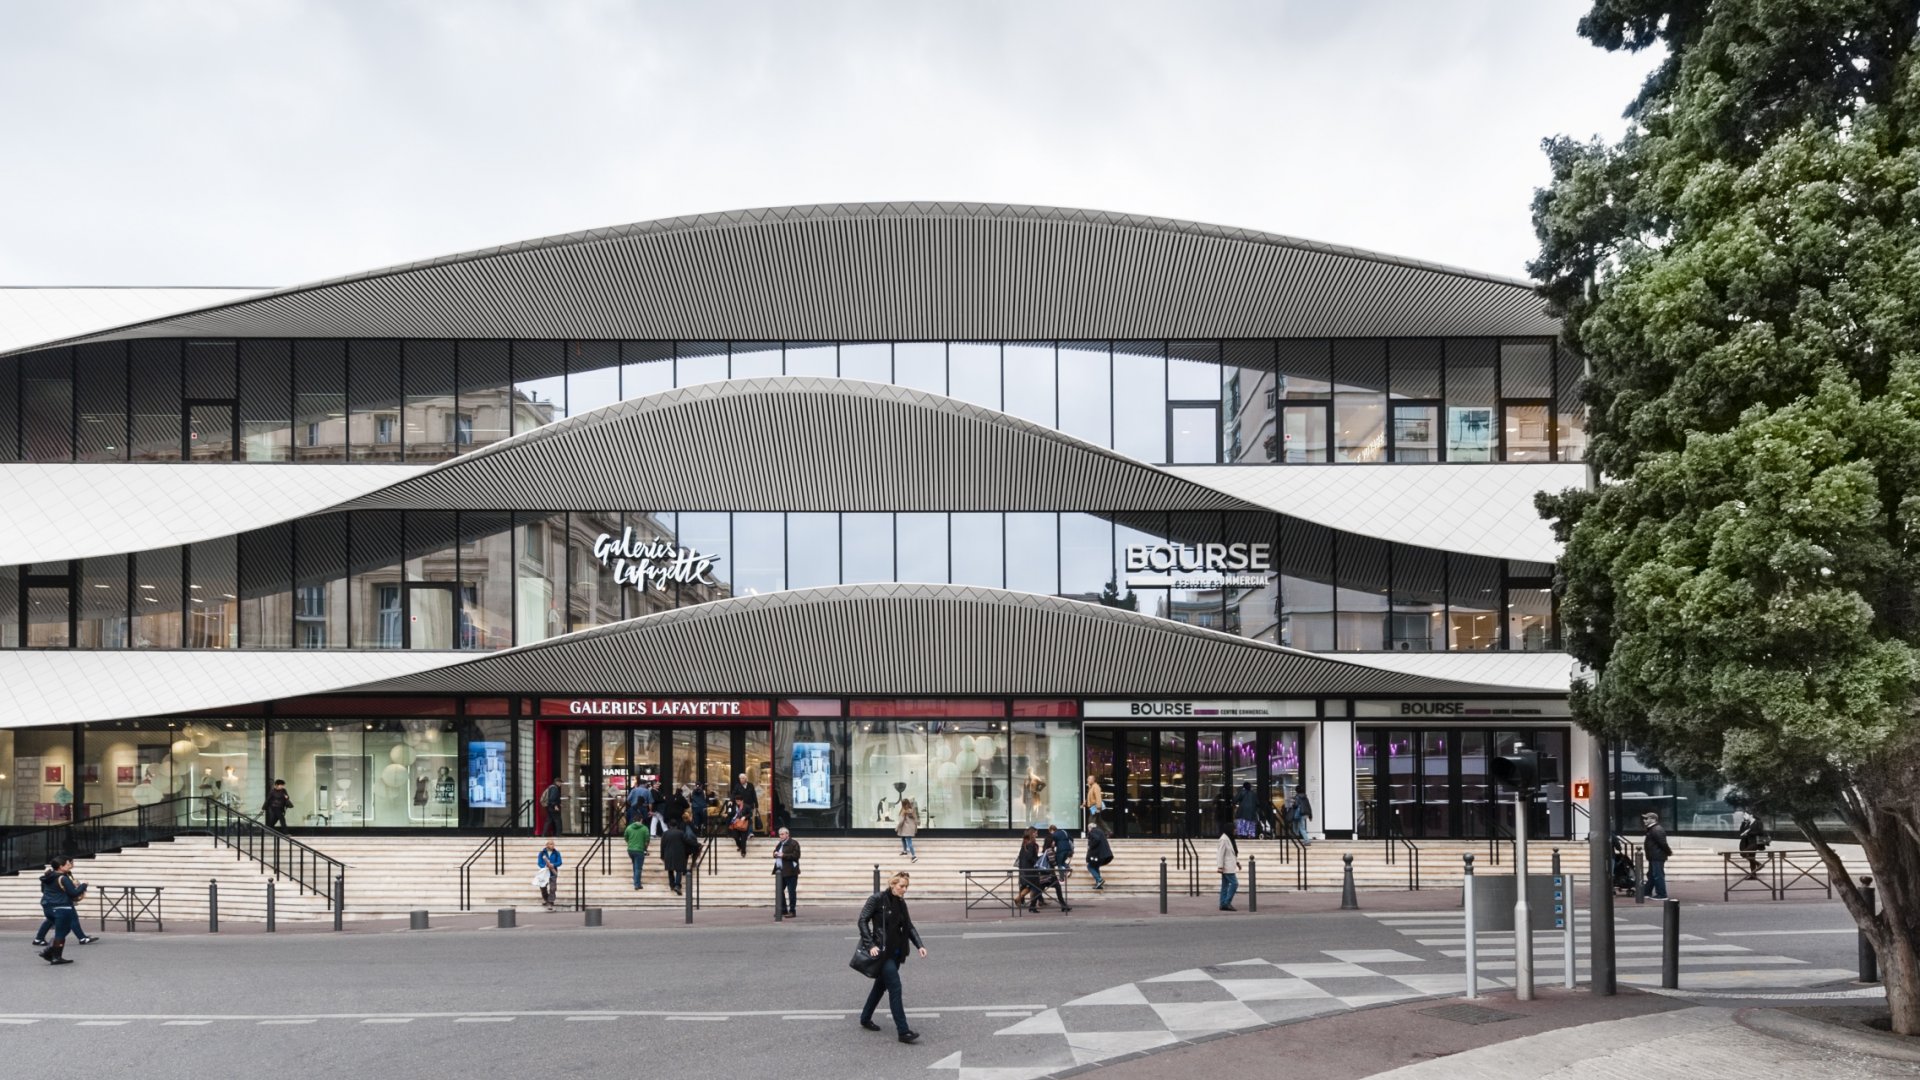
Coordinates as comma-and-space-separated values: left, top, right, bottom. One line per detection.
1640, 811, 1673, 900
540, 779, 563, 836
660, 819, 689, 895
773, 828, 801, 917
263, 779, 293, 829
1084, 822, 1114, 890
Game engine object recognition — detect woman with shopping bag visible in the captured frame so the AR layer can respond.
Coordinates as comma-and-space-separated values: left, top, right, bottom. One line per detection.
534, 840, 562, 910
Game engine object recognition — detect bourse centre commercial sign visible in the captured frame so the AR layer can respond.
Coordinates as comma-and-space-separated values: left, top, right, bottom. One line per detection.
594, 526, 721, 592
1124, 542, 1271, 589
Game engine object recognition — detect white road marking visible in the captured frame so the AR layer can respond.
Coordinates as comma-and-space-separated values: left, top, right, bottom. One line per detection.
1712, 929, 1857, 937
666, 1016, 728, 1022
0, 1019, 38, 1026
454, 1016, 514, 1023
564, 1016, 619, 1022
0, 1004, 1047, 1024
360, 1018, 413, 1024
259, 1019, 315, 1025
161, 1020, 212, 1026
780, 1015, 845, 1021
75, 1021, 129, 1027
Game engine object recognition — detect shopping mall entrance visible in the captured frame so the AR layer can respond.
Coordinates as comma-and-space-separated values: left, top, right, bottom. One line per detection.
1354, 726, 1572, 840
1082, 726, 1305, 838
542, 723, 773, 835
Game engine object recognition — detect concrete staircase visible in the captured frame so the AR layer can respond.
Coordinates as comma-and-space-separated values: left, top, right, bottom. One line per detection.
1, 832, 1869, 923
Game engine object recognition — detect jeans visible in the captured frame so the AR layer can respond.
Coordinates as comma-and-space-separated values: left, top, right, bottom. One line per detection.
628, 850, 646, 888
668, 869, 684, 893
901, 836, 917, 857
1641, 859, 1668, 900
1086, 859, 1104, 886
860, 956, 910, 1034
41, 906, 77, 943
779, 875, 797, 915
1219, 873, 1239, 908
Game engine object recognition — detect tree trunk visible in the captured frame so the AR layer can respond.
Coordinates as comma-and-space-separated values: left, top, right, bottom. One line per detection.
1801, 805, 1920, 1036
1885, 927, 1920, 1037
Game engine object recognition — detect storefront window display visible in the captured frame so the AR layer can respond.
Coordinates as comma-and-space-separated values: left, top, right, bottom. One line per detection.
1010, 720, 1080, 827
82, 720, 264, 820
7, 727, 76, 825
272, 719, 460, 828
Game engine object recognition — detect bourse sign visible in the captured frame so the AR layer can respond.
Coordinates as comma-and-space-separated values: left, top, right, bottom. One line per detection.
1123, 543, 1271, 590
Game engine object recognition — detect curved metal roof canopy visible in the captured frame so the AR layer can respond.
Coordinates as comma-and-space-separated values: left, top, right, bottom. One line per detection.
352, 583, 1498, 698
1, 202, 1555, 356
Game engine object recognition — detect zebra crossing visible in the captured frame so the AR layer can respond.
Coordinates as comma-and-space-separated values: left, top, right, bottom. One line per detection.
1364, 910, 1862, 992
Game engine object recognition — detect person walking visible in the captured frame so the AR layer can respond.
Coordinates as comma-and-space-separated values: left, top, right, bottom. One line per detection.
733, 772, 759, 823
661, 813, 690, 895
1016, 827, 1043, 909
1287, 790, 1314, 845
773, 827, 801, 917
1640, 811, 1673, 900
690, 782, 711, 835
625, 780, 648, 826
1047, 823, 1075, 886
855, 871, 928, 1043
1736, 811, 1769, 876
37, 857, 86, 965
1084, 775, 1105, 829
540, 778, 563, 836
1211, 791, 1235, 839
624, 813, 651, 891
1215, 830, 1241, 911
263, 779, 293, 830
1084, 819, 1113, 890
1234, 781, 1260, 840
895, 797, 919, 862
665, 786, 690, 831
728, 798, 752, 857
536, 839, 562, 910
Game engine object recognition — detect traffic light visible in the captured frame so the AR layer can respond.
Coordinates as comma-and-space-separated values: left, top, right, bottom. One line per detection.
1491, 749, 1539, 792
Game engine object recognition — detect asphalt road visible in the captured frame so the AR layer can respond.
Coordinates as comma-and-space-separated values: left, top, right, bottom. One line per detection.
0, 897, 1875, 1080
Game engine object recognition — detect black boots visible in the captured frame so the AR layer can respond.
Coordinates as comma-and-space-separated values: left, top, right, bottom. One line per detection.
39, 944, 70, 965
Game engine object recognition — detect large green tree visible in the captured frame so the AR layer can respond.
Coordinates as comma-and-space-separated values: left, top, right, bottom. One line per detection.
1531, 0, 1920, 1031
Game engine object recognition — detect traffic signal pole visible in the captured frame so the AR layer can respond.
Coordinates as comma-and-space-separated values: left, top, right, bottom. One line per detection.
1513, 785, 1533, 1001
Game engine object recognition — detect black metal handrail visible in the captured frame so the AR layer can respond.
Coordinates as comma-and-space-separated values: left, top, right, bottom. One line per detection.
573, 831, 614, 911
1386, 823, 1422, 891
0, 797, 191, 877
457, 799, 531, 911
203, 800, 346, 909
1488, 821, 1515, 866
1176, 835, 1201, 896
1274, 819, 1309, 889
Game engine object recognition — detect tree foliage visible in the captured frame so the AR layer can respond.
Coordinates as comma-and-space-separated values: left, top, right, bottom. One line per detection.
1532, 0, 1920, 1031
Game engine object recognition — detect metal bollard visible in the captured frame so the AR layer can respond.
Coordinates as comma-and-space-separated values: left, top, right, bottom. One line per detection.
208, 879, 219, 933
1159, 857, 1168, 915
497, 907, 516, 929
684, 873, 694, 925
1860, 880, 1878, 983
266, 881, 276, 933
1634, 847, 1646, 905
1249, 856, 1257, 913
1661, 898, 1680, 989
409, 909, 430, 930
1463, 855, 1478, 999
1340, 854, 1359, 910
873, 864, 881, 894
583, 908, 602, 928
1556, 848, 1574, 990
775, 868, 784, 922
333, 875, 344, 932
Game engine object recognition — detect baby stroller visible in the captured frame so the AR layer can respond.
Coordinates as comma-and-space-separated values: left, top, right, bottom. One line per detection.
1609, 835, 1636, 895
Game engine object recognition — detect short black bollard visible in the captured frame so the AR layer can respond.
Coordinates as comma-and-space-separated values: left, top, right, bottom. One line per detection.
266, 881, 276, 933
1634, 847, 1646, 905
873, 864, 881, 894
1860, 880, 1879, 984
1159, 857, 1168, 915
409, 909, 430, 931
1249, 856, 1258, 913
583, 908, 602, 928
774, 868, 783, 922
1661, 898, 1680, 989
497, 908, 516, 929
1340, 854, 1359, 910
208, 879, 219, 933
684, 873, 694, 925
333, 875, 344, 932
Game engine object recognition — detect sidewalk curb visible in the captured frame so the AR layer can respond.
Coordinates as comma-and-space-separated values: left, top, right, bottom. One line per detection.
1735, 1007, 1920, 1064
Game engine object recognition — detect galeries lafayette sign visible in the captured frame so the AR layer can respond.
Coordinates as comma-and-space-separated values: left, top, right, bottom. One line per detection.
594, 528, 721, 592
557, 699, 756, 717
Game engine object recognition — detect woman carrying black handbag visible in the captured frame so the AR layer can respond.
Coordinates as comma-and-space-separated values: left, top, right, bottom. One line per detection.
852, 870, 927, 1043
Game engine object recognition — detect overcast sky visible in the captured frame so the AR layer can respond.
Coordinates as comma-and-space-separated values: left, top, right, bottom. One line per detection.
0, 1, 1653, 288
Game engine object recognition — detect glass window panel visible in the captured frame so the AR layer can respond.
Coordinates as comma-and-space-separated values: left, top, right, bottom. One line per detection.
894, 342, 945, 394
1223, 511, 1279, 641
458, 512, 513, 650
1447, 554, 1501, 651
1332, 340, 1386, 394
895, 513, 947, 584
347, 340, 403, 461
238, 522, 291, 648
1013, 720, 1079, 828
513, 512, 568, 645
293, 515, 348, 649
1059, 513, 1113, 600
504, 340, 564, 434
1168, 341, 1221, 400
1556, 343, 1587, 463
950, 513, 1003, 587
851, 719, 928, 830
777, 716, 849, 832
129, 340, 180, 461
614, 341, 671, 402
1445, 339, 1497, 463
1112, 516, 1162, 614
1002, 343, 1055, 425
1222, 340, 1276, 463
75, 342, 127, 462
187, 536, 238, 649
561, 341, 620, 420
1501, 340, 1553, 398
0, 568, 13, 648
21, 349, 72, 462
782, 342, 836, 378
77, 554, 128, 649
363, 720, 460, 828
401, 341, 457, 463
733, 512, 785, 596
404, 511, 459, 584
25, 579, 69, 648
948, 342, 1001, 410
183, 341, 235, 399
291, 340, 346, 462
1391, 403, 1440, 463
1390, 339, 1443, 399
842, 513, 893, 584
0, 361, 16, 463
1503, 402, 1552, 462
929, 721, 1010, 830
677, 512, 731, 595
1004, 513, 1057, 595
457, 342, 512, 450
1282, 404, 1330, 463
132, 546, 182, 649
1508, 586, 1555, 652
1163, 511, 1221, 631
1334, 393, 1386, 462
349, 510, 404, 648
1170, 405, 1219, 463
568, 511, 626, 631
1276, 339, 1331, 398
1389, 545, 1444, 652
1197, 729, 1228, 831
677, 342, 728, 386
838, 342, 891, 383
1057, 342, 1110, 446
234, 340, 289, 462
1156, 729, 1187, 837
730, 342, 782, 380
185, 402, 235, 461
1335, 534, 1389, 650
787, 512, 840, 589
1280, 519, 1334, 651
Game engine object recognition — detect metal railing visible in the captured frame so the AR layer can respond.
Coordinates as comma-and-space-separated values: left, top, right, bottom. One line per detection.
203, 800, 346, 909
1, 797, 192, 877
1386, 823, 1422, 891
573, 831, 614, 911
1487, 821, 1515, 867
1274, 820, 1310, 889
457, 799, 531, 911
1173, 835, 1201, 896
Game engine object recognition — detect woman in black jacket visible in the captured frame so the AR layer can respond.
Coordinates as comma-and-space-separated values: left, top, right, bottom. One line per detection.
38, 856, 86, 965
855, 871, 927, 1043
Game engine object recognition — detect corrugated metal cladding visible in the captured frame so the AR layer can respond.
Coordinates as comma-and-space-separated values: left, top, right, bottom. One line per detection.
341, 377, 1259, 512
352, 583, 1491, 697
4, 203, 1556, 356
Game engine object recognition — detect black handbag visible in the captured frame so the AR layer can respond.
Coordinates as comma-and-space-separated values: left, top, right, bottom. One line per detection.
849, 944, 885, 979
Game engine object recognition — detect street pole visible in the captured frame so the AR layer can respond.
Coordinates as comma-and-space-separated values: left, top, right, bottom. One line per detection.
1463, 854, 1478, 999
1587, 731, 1616, 995
1513, 786, 1533, 1001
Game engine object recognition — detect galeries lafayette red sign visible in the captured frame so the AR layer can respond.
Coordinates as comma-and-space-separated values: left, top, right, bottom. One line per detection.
541, 699, 770, 718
